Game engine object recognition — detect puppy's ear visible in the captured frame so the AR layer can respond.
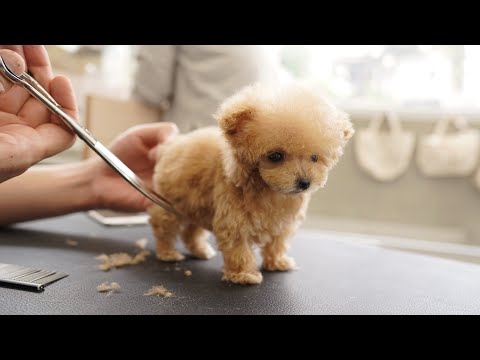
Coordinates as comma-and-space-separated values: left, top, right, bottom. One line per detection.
215, 84, 261, 136
338, 110, 355, 141
217, 108, 255, 135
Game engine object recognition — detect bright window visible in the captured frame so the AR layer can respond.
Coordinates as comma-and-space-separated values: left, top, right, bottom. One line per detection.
274, 45, 479, 113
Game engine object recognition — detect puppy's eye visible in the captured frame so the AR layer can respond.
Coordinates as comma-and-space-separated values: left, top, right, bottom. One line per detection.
311, 154, 318, 162
268, 152, 284, 163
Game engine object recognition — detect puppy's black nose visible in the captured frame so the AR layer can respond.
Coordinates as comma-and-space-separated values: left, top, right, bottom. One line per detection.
297, 178, 310, 190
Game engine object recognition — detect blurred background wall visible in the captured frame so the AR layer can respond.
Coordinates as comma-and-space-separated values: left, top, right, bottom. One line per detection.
44, 45, 480, 247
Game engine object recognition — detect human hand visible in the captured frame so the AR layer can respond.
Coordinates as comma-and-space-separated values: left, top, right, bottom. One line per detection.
0, 45, 77, 183
84, 123, 178, 212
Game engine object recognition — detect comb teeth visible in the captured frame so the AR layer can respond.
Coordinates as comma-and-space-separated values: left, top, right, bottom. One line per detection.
0, 263, 68, 292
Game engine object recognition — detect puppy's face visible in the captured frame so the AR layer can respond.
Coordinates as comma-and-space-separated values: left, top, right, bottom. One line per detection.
256, 135, 333, 195
216, 84, 354, 195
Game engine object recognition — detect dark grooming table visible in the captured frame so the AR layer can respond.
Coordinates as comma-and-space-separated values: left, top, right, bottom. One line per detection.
1, 213, 480, 315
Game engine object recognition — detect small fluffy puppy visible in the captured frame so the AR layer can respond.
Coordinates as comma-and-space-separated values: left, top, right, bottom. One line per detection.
148, 83, 354, 285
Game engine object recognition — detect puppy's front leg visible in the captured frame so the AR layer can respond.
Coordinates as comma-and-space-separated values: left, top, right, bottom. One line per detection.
216, 233, 262, 285
262, 233, 296, 272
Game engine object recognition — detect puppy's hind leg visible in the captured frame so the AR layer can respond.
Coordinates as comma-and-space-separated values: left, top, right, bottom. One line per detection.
148, 206, 184, 262
181, 224, 216, 260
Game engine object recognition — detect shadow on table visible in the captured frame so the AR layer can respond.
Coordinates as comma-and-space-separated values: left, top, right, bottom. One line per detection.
0, 226, 146, 254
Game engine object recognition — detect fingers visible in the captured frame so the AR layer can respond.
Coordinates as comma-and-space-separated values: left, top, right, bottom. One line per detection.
18, 75, 78, 129
106, 122, 178, 170
123, 122, 179, 148
0, 83, 30, 115
0, 49, 25, 76
48, 75, 78, 128
1, 45, 52, 89
0, 49, 27, 97
17, 75, 77, 160
49, 75, 78, 116
148, 145, 159, 162
0, 48, 37, 115
35, 75, 77, 158
23, 45, 53, 89
35, 123, 76, 159
0, 46, 25, 61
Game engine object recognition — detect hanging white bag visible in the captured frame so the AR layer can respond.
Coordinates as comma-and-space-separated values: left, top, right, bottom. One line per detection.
354, 112, 416, 182
416, 115, 480, 178
475, 168, 480, 190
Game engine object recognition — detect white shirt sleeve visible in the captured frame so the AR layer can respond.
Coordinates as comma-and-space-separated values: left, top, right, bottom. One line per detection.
131, 45, 177, 111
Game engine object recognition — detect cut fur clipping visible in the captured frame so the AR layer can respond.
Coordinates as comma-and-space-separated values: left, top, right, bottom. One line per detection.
95, 250, 151, 271
184, 270, 192, 277
97, 282, 121, 296
131, 250, 151, 265
135, 238, 148, 250
65, 239, 79, 247
144, 285, 173, 298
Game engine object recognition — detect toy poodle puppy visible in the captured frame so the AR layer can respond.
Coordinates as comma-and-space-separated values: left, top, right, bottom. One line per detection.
148, 83, 354, 285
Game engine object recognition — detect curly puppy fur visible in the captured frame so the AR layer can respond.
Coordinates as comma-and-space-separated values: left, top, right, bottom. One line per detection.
148, 83, 354, 285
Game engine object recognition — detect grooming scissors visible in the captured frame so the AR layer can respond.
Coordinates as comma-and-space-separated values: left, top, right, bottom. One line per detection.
0, 56, 180, 217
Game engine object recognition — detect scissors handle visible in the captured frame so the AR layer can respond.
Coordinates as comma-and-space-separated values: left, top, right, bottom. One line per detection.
0, 56, 181, 217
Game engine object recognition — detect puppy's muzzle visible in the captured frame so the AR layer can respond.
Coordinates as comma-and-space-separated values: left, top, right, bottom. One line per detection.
296, 178, 310, 191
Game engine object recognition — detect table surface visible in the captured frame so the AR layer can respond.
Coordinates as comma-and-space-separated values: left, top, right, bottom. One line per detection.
1, 213, 480, 315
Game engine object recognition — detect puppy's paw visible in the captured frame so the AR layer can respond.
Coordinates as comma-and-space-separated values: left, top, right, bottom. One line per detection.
262, 256, 296, 272
222, 270, 263, 285
190, 243, 217, 260
156, 250, 186, 262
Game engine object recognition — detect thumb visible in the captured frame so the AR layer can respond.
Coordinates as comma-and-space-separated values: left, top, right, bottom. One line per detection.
148, 145, 159, 163
157, 122, 179, 142
147, 123, 179, 162
0, 49, 26, 94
